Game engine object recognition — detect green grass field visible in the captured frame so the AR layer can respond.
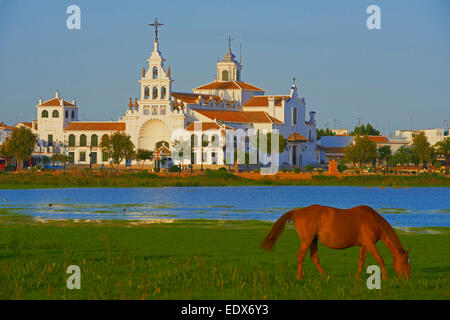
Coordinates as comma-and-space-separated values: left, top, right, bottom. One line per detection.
0, 170, 449, 189
0, 217, 448, 300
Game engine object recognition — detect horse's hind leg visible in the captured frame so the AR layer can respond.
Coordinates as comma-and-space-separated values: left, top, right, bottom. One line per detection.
297, 237, 315, 280
356, 246, 367, 277
366, 243, 388, 280
310, 238, 325, 275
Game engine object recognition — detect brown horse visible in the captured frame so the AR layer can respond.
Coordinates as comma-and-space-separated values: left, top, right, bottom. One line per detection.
261, 205, 410, 280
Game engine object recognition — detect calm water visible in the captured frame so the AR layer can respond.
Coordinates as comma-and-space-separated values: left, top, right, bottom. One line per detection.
0, 186, 449, 227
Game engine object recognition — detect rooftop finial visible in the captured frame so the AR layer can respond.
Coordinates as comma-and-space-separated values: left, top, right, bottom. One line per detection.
149, 17, 164, 42
226, 35, 233, 52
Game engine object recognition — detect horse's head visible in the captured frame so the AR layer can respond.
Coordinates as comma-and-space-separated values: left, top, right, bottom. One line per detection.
393, 249, 411, 279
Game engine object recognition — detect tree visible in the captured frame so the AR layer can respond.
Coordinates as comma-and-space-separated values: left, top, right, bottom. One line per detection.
136, 149, 154, 169
100, 132, 135, 166
387, 146, 411, 173
434, 137, 450, 175
343, 135, 377, 168
2, 126, 37, 171
50, 154, 70, 170
351, 123, 380, 136
377, 145, 392, 166
410, 131, 433, 168
316, 128, 335, 140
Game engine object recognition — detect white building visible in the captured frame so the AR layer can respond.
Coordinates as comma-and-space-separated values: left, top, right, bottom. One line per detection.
395, 128, 449, 146
0, 122, 14, 145
22, 26, 318, 168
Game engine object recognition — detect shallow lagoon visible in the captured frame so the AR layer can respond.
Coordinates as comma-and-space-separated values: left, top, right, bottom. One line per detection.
0, 186, 449, 227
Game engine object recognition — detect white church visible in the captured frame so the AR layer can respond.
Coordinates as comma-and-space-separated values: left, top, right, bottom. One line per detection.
21, 20, 318, 169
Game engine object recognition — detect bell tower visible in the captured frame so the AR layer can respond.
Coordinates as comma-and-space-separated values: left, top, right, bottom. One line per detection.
138, 18, 172, 116
216, 36, 242, 82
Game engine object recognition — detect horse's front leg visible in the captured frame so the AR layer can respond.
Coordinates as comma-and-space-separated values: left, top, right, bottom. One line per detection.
366, 243, 388, 280
356, 246, 367, 277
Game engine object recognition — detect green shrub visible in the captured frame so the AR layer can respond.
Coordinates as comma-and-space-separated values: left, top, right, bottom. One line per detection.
318, 169, 324, 174
294, 168, 302, 174
153, 167, 160, 173
355, 170, 360, 174
204, 168, 237, 179
168, 165, 180, 173
132, 171, 159, 179
305, 165, 313, 172
337, 164, 347, 173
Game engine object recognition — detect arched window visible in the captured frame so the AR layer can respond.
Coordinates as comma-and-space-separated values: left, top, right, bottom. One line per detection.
52, 110, 59, 118
222, 70, 229, 81
71, 110, 75, 119
152, 66, 158, 79
211, 134, 219, 147
101, 134, 108, 146
42, 110, 49, 118
201, 134, 209, 147
191, 134, 198, 148
91, 134, 98, 147
80, 134, 87, 146
65, 110, 69, 118
144, 87, 150, 99
68, 134, 75, 147
161, 87, 166, 99
152, 87, 158, 99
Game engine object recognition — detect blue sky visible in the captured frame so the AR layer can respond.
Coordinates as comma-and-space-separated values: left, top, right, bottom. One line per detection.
0, 0, 449, 135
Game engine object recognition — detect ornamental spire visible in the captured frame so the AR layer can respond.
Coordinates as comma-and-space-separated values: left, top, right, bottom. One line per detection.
149, 18, 164, 42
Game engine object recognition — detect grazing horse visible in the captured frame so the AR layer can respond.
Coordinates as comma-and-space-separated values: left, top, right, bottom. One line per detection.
261, 205, 410, 280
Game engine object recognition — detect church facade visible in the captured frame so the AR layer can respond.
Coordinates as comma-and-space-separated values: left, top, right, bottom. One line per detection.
23, 25, 318, 169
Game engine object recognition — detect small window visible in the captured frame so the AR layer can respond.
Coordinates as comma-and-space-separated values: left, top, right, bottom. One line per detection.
79, 152, 86, 162
292, 108, 298, 125
143, 106, 150, 115
144, 87, 150, 99
102, 152, 108, 162
222, 70, 229, 81
48, 135, 53, 147
52, 110, 59, 118
71, 110, 75, 119
91, 134, 98, 147
68, 152, 75, 164
68, 134, 75, 147
42, 110, 48, 118
153, 66, 158, 79
151, 105, 158, 115
161, 87, 167, 99
65, 110, 69, 118
160, 105, 166, 115
80, 134, 87, 146
152, 87, 158, 99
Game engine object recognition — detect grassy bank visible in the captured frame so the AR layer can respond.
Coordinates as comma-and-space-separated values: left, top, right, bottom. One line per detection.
0, 217, 448, 299
0, 170, 449, 189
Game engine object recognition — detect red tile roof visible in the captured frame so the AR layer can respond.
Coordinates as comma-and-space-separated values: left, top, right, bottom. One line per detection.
185, 122, 235, 131
41, 97, 75, 107
64, 122, 126, 131
243, 96, 289, 107
288, 132, 308, 142
192, 109, 283, 124
193, 81, 264, 92
367, 136, 389, 143
172, 92, 223, 104
0, 122, 14, 130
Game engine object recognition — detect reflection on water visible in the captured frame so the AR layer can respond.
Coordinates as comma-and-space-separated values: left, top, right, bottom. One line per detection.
0, 186, 449, 227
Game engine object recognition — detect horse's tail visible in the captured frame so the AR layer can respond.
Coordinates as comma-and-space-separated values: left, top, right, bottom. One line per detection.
260, 210, 295, 251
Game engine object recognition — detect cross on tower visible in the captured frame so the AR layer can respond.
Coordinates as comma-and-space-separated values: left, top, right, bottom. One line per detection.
149, 18, 164, 41
293, 76, 296, 85
226, 35, 233, 51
